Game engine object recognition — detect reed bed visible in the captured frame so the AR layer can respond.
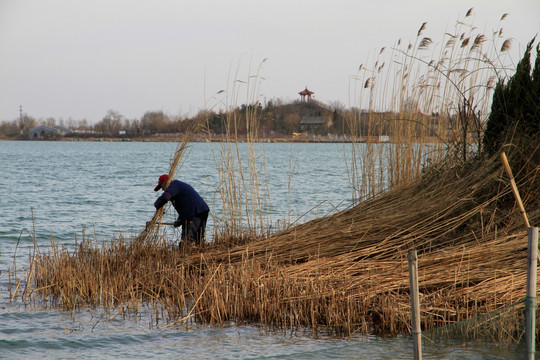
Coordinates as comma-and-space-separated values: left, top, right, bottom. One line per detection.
190, 151, 539, 336
16, 148, 540, 343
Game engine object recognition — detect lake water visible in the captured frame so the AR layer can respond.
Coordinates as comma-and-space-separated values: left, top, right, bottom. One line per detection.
0, 140, 526, 359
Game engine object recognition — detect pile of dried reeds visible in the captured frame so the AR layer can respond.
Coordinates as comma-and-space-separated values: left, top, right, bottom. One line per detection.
17, 149, 539, 342
183, 150, 539, 337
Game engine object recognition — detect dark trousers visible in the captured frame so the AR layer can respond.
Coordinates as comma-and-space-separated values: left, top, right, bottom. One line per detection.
181, 211, 209, 245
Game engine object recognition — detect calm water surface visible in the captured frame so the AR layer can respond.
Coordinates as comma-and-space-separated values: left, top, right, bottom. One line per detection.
0, 141, 525, 359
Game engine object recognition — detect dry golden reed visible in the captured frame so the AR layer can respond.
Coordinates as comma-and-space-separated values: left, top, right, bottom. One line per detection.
346, 10, 516, 203
17, 150, 540, 341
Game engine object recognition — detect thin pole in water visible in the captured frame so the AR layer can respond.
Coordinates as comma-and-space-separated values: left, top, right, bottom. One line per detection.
408, 250, 422, 360
526, 227, 538, 360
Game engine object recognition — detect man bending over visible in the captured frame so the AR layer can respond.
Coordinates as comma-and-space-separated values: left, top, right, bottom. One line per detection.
153, 174, 209, 245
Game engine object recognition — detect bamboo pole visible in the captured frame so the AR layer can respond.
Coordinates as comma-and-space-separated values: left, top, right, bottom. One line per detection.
526, 227, 538, 360
408, 250, 422, 360
500, 152, 530, 228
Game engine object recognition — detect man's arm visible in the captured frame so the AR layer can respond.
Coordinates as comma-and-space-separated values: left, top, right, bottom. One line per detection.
154, 191, 172, 209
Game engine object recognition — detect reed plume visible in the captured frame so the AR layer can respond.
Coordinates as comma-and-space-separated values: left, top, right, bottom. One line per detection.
346, 9, 516, 203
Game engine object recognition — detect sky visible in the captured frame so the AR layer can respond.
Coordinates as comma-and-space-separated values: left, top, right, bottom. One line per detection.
1, 0, 539, 124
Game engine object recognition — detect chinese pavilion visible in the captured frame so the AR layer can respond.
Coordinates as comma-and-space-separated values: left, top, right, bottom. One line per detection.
298, 87, 314, 102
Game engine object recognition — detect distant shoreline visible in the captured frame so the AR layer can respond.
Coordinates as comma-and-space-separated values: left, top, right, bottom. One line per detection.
0, 135, 387, 144
0, 133, 448, 144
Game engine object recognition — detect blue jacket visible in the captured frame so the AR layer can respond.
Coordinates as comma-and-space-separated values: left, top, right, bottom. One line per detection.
154, 180, 209, 223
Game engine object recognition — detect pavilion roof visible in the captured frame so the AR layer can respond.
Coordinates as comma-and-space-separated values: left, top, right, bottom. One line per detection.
298, 87, 314, 96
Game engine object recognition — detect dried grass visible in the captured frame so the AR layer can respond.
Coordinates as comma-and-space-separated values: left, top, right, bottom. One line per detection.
17, 150, 540, 340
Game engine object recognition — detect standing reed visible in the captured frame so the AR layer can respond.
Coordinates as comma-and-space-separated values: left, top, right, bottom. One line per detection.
211, 58, 272, 243
346, 10, 516, 203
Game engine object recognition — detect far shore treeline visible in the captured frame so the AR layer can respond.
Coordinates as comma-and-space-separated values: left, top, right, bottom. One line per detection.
3, 14, 537, 147
1, 98, 454, 142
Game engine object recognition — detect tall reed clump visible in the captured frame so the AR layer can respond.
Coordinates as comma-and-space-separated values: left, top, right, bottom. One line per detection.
210, 58, 273, 244
347, 9, 516, 203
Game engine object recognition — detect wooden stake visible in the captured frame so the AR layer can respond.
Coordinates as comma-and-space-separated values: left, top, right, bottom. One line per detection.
500, 152, 530, 228
526, 227, 538, 360
408, 250, 422, 360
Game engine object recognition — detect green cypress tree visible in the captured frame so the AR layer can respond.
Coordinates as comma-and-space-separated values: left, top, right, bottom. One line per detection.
531, 42, 540, 135
483, 38, 539, 156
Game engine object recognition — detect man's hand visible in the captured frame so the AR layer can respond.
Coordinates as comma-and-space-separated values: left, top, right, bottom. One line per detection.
173, 219, 182, 228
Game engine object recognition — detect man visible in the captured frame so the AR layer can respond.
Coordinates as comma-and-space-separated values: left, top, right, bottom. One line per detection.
154, 174, 209, 245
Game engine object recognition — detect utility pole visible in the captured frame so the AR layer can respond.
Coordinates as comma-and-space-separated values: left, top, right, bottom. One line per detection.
19, 105, 23, 134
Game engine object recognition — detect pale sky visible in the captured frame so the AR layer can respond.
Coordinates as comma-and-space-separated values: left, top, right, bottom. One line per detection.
1, 0, 538, 123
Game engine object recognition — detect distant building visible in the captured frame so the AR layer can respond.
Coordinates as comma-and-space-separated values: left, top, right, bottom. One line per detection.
300, 116, 332, 131
53, 126, 71, 134
27, 126, 71, 139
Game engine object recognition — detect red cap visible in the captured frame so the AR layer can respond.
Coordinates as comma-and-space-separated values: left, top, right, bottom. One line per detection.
154, 174, 169, 191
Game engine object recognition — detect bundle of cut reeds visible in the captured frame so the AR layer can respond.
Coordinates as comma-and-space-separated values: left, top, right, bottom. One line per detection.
135, 120, 204, 244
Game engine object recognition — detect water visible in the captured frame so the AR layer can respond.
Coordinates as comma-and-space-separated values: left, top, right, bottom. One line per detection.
0, 140, 525, 359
